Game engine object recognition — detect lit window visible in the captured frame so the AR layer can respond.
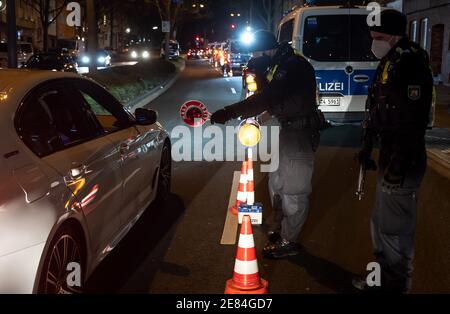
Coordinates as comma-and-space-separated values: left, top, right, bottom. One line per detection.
420, 18, 429, 49
410, 20, 417, 43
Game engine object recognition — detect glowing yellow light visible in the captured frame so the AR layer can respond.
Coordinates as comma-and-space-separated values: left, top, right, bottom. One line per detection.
238, 119, 261, 147
245, 74, 256, 84
247, 82, 258, 93
0, 93, 7, 101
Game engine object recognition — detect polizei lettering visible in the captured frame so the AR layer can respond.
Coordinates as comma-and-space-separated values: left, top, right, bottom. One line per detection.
318, 82, 344, 92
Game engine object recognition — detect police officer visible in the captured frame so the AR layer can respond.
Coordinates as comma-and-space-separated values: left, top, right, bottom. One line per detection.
211, 31, 324, 259
245, 52, 272, 93
354, 9, 433, 293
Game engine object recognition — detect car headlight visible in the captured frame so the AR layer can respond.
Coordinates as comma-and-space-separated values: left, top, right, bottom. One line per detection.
81, 56, 90, 64
131, 51, 138, 58
142, 51, 150, 58
98, 56, 106, 63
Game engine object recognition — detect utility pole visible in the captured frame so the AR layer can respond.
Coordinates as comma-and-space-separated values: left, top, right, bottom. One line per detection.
7, 0, 17, 68
87, 0, 98, 73
164, 0, 170, 61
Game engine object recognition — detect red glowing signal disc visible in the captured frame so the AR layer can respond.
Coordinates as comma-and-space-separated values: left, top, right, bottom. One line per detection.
180, 100, 210, 127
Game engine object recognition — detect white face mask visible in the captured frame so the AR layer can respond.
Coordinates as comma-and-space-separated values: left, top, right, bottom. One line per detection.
371, 39, 393, 59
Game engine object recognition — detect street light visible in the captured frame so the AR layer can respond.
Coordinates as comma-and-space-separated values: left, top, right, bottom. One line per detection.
125, 28, 131, 34
152, 26, 158, 30
0, 1, 6, 12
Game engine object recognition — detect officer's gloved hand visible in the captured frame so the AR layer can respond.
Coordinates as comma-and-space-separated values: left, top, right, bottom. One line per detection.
357, 149, 377, 171
382, 171, 404, 194
211, 108, 233, 125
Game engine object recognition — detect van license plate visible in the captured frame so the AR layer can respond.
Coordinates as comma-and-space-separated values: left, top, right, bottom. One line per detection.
319, 97, 340, 106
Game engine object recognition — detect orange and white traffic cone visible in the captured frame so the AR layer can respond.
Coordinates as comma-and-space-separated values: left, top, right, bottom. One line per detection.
246, 148, 255, 206
225, 215, 268, 294
230, 161, 247, 215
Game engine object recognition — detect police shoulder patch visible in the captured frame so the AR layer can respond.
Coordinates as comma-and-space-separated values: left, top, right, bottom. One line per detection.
408, 85, 421, 100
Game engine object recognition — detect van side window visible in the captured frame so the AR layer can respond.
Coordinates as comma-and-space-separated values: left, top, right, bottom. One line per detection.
279, 19, 294, 44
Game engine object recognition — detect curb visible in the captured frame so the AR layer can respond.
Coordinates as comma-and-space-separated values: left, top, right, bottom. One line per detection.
427, 149, 450, 180
126, 59, 186, 113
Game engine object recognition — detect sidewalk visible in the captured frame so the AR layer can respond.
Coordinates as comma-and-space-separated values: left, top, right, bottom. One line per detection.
427, 85, 450, 180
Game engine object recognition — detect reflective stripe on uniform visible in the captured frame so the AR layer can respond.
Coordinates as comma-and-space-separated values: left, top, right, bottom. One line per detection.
266, 65, 278, 82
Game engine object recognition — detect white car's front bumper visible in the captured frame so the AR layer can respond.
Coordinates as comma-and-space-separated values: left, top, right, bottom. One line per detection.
0, 242, 45, 294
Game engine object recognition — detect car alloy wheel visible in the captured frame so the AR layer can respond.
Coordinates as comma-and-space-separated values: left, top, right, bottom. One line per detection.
39, 228, 85, 294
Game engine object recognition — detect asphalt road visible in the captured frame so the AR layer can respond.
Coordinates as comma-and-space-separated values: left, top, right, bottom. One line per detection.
86, 59, 450, 294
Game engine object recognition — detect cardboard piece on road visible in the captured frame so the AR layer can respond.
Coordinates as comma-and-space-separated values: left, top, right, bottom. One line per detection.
220, 171, 240, 245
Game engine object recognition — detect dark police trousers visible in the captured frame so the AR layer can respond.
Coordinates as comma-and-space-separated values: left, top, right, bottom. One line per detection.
268, 127, 315, 242
371, 149, 427, 292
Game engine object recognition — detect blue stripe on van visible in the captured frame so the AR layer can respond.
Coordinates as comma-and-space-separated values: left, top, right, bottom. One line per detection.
315, 69, 376, 96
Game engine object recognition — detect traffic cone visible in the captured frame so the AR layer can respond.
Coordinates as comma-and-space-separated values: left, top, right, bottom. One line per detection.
225, 215, 268, 294
230, 161, 247, 215
246, 148, 255, 206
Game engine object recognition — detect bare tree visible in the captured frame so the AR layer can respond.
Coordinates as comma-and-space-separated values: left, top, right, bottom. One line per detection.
146, 0, 183, 60
258, 0, 283, 33
27, 0, 70, 51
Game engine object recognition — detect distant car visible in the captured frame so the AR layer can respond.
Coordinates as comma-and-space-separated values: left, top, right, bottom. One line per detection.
129, 44, 152, 60
223, 40, 252, 76
25, 52, 78, 73
0, 69, 171, 293
0, 41, 34, 68
187, 49, 205, 60
161, 40, 180, 60
79, 49, 111, 67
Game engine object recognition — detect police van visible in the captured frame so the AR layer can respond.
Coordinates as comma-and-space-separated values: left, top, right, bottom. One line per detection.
278, 3, 380, 124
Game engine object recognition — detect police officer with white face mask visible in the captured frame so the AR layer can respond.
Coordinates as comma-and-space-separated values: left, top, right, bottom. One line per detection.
354, 9, 434, 293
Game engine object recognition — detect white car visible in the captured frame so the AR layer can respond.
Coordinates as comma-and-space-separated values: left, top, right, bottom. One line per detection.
0, 69, 172, 293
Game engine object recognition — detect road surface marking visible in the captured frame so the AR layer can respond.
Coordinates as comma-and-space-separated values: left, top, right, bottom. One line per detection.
231, 88, 237, 94
220, 171, 240, 245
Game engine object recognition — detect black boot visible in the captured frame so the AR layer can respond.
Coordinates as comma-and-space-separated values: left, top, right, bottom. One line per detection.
263, 239, 299, 259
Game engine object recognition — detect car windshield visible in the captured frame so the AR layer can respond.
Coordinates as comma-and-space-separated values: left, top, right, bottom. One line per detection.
169, 43, 179, 49
303, 14, 377, 62
26, 54, 62, 68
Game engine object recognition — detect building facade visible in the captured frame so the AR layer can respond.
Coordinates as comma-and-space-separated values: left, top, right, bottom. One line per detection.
404, 0, 450, 85
0, 0, 79, 51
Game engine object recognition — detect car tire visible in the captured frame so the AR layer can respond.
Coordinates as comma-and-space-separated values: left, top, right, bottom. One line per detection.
37, 224, 86, 294
155, 143, 172, 204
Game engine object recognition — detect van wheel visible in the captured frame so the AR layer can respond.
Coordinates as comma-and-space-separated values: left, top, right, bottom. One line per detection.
37, 224, 85, 294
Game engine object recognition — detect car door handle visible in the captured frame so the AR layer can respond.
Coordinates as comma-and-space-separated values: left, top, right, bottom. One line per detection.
353, 75, 370, 83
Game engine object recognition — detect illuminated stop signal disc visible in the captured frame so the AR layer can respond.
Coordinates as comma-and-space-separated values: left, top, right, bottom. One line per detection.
180, 100, 210, 127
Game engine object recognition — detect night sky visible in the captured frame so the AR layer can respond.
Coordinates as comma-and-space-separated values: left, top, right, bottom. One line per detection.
124, 0, 262, 50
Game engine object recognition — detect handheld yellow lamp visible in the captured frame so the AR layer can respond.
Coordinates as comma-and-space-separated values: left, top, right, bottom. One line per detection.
238, 118, 261, 147
245, 75, 258, 93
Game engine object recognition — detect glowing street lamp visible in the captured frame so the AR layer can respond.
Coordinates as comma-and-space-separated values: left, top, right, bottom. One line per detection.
125, 28, 131, 34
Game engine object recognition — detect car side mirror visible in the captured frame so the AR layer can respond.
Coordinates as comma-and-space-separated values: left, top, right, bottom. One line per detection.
135, 108, 158, 125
